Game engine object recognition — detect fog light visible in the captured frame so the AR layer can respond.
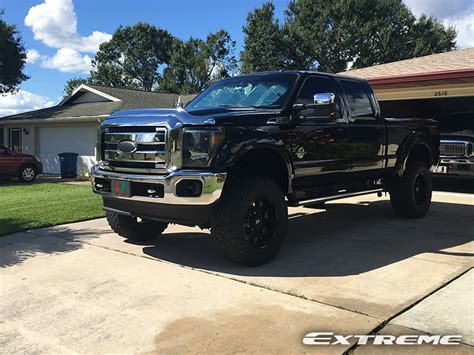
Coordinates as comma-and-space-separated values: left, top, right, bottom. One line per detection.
175, 180, 203, 197
94, 178, 110, 192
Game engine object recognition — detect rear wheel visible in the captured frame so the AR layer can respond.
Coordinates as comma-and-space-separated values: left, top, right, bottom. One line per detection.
211, 177, 288, 266
19, 165, 37, 183
106, 211, 168, 241
389, 160, 432, 218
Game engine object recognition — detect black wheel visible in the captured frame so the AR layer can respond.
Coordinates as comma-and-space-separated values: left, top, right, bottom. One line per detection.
389, 160, 432, 218
211, 177, 288, 266
18, 165, 37, 183
106, 211, 168, 241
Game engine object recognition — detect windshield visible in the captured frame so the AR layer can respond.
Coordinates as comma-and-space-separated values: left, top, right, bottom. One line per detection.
186, 74, 297, 110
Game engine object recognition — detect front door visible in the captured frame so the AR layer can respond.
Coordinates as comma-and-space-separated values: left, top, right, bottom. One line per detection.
289, 75, 351, 189
9, 128, 22, 153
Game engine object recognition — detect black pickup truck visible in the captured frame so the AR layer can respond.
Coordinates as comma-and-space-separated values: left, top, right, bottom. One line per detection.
91, 71, 439, 265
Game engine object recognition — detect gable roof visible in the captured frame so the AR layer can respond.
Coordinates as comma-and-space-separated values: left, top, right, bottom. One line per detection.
1, 84, 196, 122
339, 48, 474, 80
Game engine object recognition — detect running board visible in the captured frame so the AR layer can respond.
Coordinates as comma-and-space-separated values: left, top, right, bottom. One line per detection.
295, 188, 384, 207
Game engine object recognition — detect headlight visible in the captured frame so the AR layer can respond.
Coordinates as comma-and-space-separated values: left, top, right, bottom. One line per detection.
182, 127, 225, 167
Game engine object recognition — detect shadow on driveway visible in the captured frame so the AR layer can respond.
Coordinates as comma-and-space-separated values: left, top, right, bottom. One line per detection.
0, 224, 101, 268
141, 199, 473, 277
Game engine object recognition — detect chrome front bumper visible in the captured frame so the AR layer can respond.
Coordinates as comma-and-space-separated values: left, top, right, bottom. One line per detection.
90, 165, 227, 205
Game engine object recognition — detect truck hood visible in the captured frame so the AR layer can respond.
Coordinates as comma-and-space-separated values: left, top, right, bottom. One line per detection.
104, 107, 281, 128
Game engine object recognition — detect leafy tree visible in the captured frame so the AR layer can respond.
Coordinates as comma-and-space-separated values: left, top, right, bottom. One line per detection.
159, 30, 236, 94
0, 11, 28, 94
410, 15, 457, 58
62, 77, 90, 97
91, 23, 174, 91
242, 0, 457, 73
240, 3, 286, 73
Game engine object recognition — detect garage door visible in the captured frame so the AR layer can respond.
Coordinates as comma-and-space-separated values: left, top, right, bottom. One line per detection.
39, 125, 97, 174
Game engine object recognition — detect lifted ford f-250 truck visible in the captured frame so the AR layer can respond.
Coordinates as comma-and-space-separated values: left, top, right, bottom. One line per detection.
91, 71, 439, 265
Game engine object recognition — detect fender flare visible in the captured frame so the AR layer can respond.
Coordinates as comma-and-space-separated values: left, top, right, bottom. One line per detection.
213, 128, 294, 193
395, 133, 432, 177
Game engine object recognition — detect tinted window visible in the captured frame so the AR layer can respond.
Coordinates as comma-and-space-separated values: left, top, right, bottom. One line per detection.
340, 80, 374, 117
297, 76, 341, 117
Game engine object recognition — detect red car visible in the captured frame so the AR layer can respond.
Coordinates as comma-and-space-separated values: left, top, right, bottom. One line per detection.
0, 145, 43, 182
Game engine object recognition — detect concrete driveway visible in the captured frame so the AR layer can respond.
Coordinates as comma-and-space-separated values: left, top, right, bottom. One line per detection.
1, 191, 472, 354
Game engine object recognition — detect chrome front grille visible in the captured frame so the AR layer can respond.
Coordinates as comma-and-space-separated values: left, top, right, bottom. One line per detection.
101, 127, 168, 171
439, 140, 469, 157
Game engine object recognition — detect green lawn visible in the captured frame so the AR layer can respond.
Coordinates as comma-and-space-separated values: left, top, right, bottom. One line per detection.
0, 182, 105, 236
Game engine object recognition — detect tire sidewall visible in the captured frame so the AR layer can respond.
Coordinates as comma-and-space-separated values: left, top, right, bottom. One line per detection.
391, 161, 432, 218
240, 182, 287, 255
408, 163, 432, 214
214, 178, 288, 265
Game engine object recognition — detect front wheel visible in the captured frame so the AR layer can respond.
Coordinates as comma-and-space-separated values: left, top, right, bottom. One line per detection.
106, 211, 168, 241
19, 165, 37, 183
389, 160, 432, 218
211, 177, 288, 266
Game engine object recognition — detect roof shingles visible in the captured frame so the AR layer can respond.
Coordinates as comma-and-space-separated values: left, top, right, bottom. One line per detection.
1, 84, 196, 121
340, 48, 474, 79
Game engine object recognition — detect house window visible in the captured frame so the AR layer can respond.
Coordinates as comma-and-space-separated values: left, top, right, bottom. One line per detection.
0, 127, 4, 145
9, 128, 22, 153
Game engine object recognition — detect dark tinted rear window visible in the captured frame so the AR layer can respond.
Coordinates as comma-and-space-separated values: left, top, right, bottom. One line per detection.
340, 80, 374, 117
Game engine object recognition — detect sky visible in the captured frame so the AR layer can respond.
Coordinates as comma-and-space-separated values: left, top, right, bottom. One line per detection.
0, 0, 472, 117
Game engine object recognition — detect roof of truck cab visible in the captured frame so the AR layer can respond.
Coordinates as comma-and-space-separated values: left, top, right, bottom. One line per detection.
225, 70, 369, 82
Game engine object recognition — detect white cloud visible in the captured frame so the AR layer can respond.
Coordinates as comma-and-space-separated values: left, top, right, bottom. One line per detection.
404, 0, 471, 19
41, 48, 92, 73
444, 13, 474, 49
404, 0, 474, 48
24, 0, 111, 53
0, 90, 55, 117
25, 49, 42, 64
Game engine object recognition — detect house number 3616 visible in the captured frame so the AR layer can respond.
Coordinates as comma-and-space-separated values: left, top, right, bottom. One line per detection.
434, 90, 448, 96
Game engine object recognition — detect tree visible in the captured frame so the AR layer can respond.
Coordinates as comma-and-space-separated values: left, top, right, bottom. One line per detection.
0, 11, 28, 94
62, 77, 90, 97
410, 15, 457, 58
159, 30, 236, 94
240, 3, 286, 73
242, 0, 457, 73
91, 23, 174, 91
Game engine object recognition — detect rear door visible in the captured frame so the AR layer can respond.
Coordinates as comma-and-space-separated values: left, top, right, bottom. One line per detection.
289, 75, 352, 188
338, 78, 386, 180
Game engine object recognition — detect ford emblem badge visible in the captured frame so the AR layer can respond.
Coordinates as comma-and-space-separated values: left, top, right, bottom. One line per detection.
117, 139, 138, 155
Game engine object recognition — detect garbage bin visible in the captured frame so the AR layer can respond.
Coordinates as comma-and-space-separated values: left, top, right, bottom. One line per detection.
58, 152, 78, 178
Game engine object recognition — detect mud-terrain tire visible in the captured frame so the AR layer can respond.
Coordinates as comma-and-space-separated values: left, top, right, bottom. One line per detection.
18, 165, 37, 183
389, 160, 432, 218
211, 177, 288, 266
106, 211, 168, 241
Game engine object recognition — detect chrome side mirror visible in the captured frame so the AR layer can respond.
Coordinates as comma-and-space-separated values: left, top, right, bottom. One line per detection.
313, 92, 335, 105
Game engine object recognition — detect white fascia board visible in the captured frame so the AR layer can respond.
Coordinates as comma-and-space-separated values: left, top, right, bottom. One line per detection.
58, 84, 122, 106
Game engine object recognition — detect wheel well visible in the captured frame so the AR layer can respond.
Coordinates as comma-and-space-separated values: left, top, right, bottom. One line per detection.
407, 144, 431, 167
231, 149, 290, 195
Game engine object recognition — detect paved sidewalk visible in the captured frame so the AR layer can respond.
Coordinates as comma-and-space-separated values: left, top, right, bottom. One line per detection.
0, 192, 472, 353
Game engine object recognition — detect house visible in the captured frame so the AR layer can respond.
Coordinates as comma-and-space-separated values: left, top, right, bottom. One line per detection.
339, 47, 474, 120
0, 84, 195, 175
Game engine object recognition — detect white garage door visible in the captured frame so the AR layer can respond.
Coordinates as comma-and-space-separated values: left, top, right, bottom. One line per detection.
39, 125, 97, 174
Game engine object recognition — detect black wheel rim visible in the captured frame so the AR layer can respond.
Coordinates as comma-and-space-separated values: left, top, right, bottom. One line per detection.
414, 173, 428, 207
243, 198, 277, 248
